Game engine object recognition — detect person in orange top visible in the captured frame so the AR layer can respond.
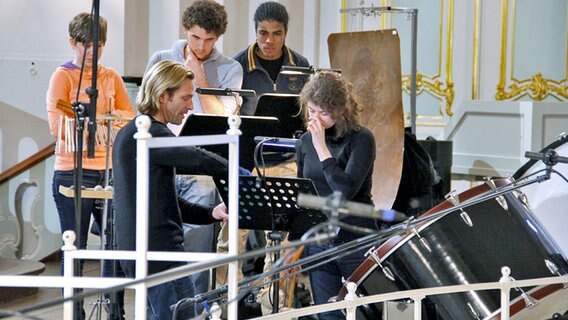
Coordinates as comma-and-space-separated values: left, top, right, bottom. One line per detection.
45, 12, 134, 320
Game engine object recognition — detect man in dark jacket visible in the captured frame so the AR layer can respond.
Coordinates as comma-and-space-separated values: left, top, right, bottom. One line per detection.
113, 60, 230, 320
233, 1, 310, 116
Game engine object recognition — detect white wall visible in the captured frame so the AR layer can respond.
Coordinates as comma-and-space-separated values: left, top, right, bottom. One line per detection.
0, 0, 126, 121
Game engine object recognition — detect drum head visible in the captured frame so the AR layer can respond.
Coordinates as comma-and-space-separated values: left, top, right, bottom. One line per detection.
513, 135, 568, 258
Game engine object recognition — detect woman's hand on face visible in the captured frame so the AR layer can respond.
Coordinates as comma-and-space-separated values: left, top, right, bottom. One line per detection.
308, 116, 333, 161
308, 117, 325, 147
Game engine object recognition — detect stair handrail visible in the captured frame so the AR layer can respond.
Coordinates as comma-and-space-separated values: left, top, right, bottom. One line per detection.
0, 142, 55, 185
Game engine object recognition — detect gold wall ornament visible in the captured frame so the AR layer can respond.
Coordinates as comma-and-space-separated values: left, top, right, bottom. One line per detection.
402, 72, 455, 116
496, 0, 568, 101
497, 74, 568, 101
397, 0, 455, 117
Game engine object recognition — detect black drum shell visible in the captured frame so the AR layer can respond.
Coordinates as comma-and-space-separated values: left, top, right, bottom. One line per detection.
338, 179, 568, 320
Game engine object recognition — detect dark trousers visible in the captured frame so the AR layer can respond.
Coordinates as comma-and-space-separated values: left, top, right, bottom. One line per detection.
121, 261, 197, 320
306, 242, 367, 320
52, 169, 125, 319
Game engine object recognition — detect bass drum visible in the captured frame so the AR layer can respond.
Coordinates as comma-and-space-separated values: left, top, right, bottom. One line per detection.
513, 134, 568, 258
338, 179, 568, 320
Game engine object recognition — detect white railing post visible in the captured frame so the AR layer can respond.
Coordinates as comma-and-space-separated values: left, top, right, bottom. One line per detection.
134, 115, 152, 319
61, 230, 77, 320
344, 281, 358, 320
226, 115, 242, 320
413, 296, 424, 320
500, 266, 512, 320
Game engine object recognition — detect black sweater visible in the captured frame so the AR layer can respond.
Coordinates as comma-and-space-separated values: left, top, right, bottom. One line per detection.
113, 115, 229, 275
296, 126, 377, 241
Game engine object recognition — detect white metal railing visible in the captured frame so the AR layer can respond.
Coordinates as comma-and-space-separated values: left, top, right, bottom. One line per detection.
131, 115, 242, 320
0, 114, 243, 320
251, 267, 568, 320
2, 265, 566, 319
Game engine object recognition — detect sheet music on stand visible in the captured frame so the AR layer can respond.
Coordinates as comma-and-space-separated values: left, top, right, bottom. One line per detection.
254, 93, 305, 139
214, 176, 327, 233
179, 113, 278, 171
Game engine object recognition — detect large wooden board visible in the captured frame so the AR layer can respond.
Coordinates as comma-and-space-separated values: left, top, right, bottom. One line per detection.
328, 29, 404, 210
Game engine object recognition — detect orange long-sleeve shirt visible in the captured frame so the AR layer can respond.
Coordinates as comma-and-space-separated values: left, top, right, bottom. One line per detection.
46, 62, 135, 171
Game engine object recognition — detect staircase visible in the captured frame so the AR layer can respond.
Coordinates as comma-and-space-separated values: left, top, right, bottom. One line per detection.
0, 258, 46, 304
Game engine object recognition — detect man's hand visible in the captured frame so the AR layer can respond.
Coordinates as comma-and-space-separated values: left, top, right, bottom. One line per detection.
185, 47, 207, 85
212, 202, 229, 222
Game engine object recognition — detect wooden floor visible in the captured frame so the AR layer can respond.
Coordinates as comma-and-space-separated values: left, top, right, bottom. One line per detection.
0, 259, 136, 320
0, 233, 136, 320
0, 234, 307, 320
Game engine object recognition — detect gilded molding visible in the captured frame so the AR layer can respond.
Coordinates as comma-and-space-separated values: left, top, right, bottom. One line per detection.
341, 0, 347, 32
472, 0, 480, 100
401, 0, 455, 116
497, 73, 568, 101
496, 0, 568, 101
402, 73, 455, 116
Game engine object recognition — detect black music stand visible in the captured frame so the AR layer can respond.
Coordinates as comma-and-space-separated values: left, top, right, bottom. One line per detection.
179, 114, 278, 171
254, 93, 304, 139
214, 176, 327, 233
214, 175, 327, 314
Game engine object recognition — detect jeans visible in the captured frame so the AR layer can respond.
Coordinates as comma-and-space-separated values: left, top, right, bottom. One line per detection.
148, 276, 196, 319
120, 260, 196, 320
306, 242, 367, 320
177, 175, 220, 315
177, 176, 219, 282
52, 169, 125, 319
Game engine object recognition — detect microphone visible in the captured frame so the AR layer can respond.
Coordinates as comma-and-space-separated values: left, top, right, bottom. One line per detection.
254, 136, 297, 152
525, 149, 568, 165
196, 87, 256, 97
297, 193, 408, 223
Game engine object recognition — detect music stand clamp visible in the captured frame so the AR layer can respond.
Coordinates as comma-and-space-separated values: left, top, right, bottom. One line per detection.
214, 175, 326, 314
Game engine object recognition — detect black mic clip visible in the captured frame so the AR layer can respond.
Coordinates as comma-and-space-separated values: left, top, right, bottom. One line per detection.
542, 149, 560, 166
524, 149, 568, 182
170, 285, 228, 312
525, 148, 568, 167
72, 101, 89, 118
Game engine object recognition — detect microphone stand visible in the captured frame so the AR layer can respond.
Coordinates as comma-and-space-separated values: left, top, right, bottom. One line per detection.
72, 1, 102, 319
253, 139, 281, 313
69, 14, 96, 310
87, 0, 100, 159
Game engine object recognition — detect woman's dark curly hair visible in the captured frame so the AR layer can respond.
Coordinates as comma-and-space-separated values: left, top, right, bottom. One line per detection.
299, 71, 363, 138
182, 0, 228, 35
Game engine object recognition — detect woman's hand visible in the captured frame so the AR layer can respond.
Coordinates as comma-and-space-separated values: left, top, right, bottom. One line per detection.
212, 203, 229, 222
307, 117, 332, 161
